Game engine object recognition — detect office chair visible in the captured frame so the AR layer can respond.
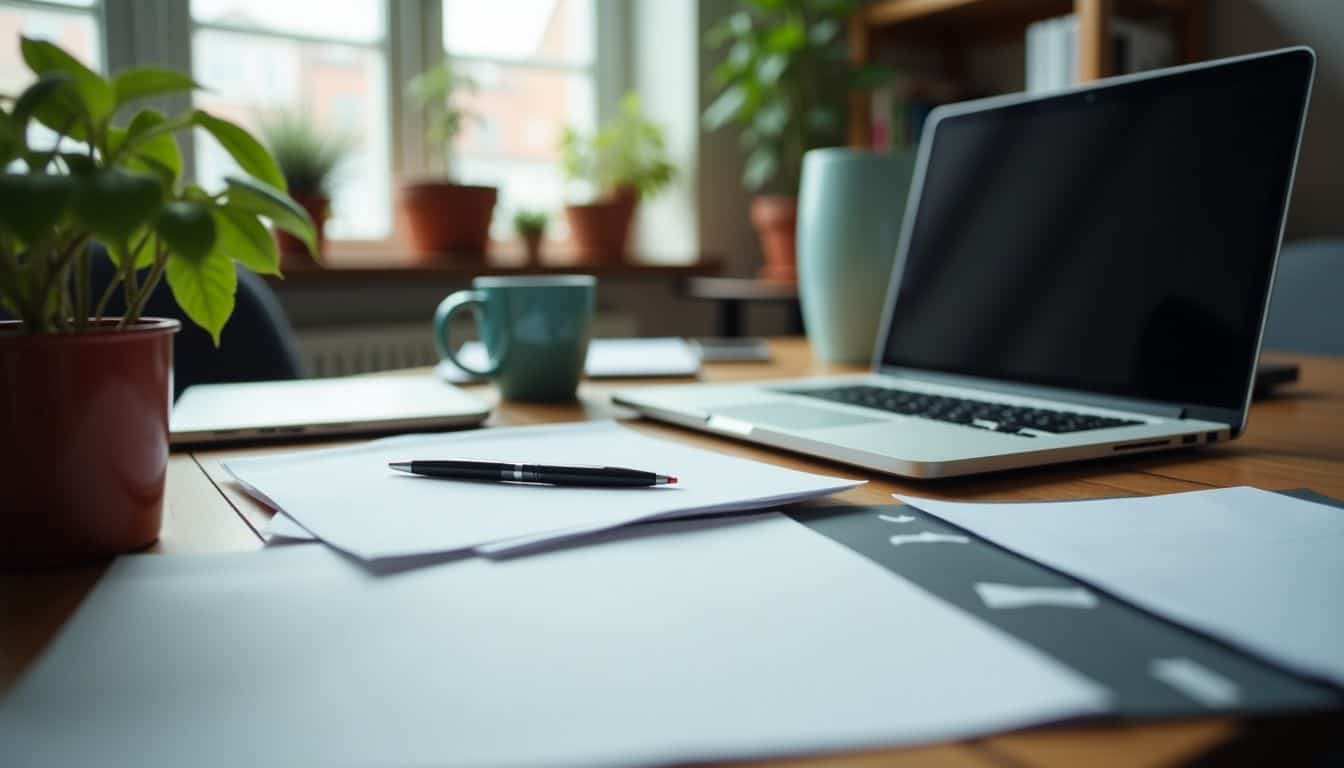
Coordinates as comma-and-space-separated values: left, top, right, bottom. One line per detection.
1263, 238, 1344, 356
84, 247, 307, 398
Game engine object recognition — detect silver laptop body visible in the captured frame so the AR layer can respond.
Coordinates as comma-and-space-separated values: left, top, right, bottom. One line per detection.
616, 49, 1315, 478
171, 375, 490, 446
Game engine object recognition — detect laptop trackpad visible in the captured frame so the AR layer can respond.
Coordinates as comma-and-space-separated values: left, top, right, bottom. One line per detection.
712, 403, 882, 430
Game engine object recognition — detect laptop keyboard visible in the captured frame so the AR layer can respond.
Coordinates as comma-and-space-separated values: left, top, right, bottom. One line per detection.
780, 385, 1144, 437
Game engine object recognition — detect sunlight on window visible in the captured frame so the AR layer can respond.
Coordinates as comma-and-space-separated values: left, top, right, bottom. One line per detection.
190, 0, 391, 240
444, 0, 595, 238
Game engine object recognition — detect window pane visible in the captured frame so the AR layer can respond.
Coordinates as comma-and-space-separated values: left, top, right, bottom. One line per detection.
191, 0, 384, 44
0, 3, 101, 95
444, 0, 592, 66
453, 61, 594, 237
193, 28, 391, 239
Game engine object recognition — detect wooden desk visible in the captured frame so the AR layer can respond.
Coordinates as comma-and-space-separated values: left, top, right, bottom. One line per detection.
4, 338, 1341, 766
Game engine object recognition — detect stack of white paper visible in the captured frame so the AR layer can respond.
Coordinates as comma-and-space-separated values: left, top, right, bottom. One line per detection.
0, 514, 1110, 767
226, 421, 863, 560
899, 487, 1344, 688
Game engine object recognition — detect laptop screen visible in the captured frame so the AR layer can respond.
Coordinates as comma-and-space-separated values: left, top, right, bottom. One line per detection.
880, 50, 1313, 417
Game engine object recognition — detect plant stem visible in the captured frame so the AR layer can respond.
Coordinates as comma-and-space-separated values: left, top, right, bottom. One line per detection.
73, 245, 89, 330
121, 240, 166, 328
94, 271, 123, 324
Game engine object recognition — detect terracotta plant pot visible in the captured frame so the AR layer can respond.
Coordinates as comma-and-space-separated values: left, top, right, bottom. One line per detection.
277, 193, 328, 270
751, 194, 798, 283
401, 181, 498, 259
0, 318, 180, 568
565, 187, 638, 264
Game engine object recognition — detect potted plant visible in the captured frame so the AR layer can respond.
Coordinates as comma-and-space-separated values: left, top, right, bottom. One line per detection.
559, 93, 675, 263
0, 38, 316, 567
402, 60, 497, 259
260, 111, 352, 268
513, 209, 548, 265
702, 0, 881, 282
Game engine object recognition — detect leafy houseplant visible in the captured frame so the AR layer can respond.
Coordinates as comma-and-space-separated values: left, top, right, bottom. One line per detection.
512, 209, 548, 264
402, 59, 497, 259
260, 112, 353, 265
559, 93, 675, 263
702, 0, 878, 281
0, 37, 316, 567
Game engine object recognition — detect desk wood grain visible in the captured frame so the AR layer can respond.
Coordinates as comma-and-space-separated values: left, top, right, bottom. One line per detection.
5, 338, 1342, 768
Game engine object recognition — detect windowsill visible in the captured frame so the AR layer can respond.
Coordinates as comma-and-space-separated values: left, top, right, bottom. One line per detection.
272, 241, 722, 282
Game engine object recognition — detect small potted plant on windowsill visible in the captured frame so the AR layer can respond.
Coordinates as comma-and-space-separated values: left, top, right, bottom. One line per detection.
0, 38, 315, 568
559, 93, 675, 264
401, 60, 497, 261
513, 209, 548, 265
260, 111, 353, 268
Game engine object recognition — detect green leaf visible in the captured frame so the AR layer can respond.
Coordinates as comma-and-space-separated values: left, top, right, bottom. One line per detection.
764, 20, 806, 53
211, 204, 280, 275
165, 247, 236, 346
105, 229, 155, 270
57, 152, 96, 175
12, 73, 88, 143
809, 18, 841, 46
756, 53, 788, 85
154, 201, 216, 262
112, 109, 183, 181
0, 174, 74, 245
702, 85, 748, 131
112, 67, 201, 107
223, 176, 316, 256
71, 169, 164, 243
20, 36, 114, 124
743, 146, 779, 191
753, 99, 791, 137
195, 110, 286, 191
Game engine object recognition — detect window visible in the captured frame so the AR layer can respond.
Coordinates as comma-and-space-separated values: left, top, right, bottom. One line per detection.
189, 0, 392, 240
444, 0, 596, 238
0, 0, 101, 85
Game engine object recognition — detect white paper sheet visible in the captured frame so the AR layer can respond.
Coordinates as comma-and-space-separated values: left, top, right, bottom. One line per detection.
0, 514, 1110, 768
228, 421, 861, 560
436, 337, 701, 383
898, 487, 1344, 687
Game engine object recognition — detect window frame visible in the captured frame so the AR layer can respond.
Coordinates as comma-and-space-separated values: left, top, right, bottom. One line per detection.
63, 0, 626, 257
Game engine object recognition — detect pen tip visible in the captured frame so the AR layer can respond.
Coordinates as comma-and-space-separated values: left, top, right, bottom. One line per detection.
389, 461, 412, 473
667, 476, 678, 485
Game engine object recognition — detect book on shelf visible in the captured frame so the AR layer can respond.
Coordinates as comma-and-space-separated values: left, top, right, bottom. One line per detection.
1026, 14, 1175, 93
869, 76, 967, 151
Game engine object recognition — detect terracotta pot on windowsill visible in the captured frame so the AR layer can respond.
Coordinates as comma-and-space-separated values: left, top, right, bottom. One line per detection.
0, 318, 180, 568
400, 181, 498, 261
564, 186, 638, 264
277, 193, 329, 270
751, 194, 798, 284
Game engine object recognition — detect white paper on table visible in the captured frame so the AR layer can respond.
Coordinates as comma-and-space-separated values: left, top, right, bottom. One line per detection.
228, 420, 862, 561
897, 487, 1344, 687
0, 514, 1111, 768
436, 337, 701, 383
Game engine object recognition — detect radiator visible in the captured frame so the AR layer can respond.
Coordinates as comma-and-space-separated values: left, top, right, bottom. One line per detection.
296, 315, 637, 378
297, 324, 440, 378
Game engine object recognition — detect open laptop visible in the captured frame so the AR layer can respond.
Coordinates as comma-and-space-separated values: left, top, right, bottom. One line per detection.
171, 375, 490, 446
615, 48, 1315, 479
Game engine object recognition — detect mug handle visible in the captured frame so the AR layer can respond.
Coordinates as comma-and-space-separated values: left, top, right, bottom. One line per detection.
433, 290, 506, 378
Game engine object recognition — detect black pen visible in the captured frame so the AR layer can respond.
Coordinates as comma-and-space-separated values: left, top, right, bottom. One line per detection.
388, 460, 677, 487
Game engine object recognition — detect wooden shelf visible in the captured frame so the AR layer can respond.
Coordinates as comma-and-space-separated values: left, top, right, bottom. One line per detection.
848, 0, 1205, 146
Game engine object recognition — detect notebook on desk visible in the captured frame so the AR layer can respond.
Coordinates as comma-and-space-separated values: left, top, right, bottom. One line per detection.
616, 48, 1316, 479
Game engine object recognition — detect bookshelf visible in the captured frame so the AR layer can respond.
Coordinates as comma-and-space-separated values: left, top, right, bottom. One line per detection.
848, 0, 1206, 146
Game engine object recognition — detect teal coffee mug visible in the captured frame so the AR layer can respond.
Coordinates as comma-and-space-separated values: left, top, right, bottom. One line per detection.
434, 275, 595, 402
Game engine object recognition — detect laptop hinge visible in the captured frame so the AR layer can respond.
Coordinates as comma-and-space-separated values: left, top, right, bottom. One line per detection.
879, 367, 1187, 420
